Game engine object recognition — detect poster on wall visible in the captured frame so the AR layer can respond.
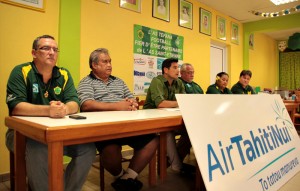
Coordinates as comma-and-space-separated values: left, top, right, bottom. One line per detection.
133, 24, 184, 95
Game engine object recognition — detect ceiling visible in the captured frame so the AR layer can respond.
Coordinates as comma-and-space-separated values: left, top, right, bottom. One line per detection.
197, 0, 300, 40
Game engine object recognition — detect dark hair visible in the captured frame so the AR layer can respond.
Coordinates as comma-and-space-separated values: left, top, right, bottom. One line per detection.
162, 58, 178, 74
32, 35, 55, 50
89, 48, 109, 69
216, 71, 229, 78
239, 70, 252, 78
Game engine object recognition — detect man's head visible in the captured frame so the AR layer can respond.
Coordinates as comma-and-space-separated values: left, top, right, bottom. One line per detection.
162, 58, 179, 81
238, 70, 252, 88
31, 35, 59, 67
180, 63, 194, 83
89, 48, 112, 80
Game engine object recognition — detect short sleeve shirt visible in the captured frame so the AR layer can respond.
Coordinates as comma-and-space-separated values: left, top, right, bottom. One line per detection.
231, 82, 256, 94
179, 77, 204, 94
206, 84, 232, 94
6, 62, 79, 114
77, 72, 133, 107
143, 75, 186, 109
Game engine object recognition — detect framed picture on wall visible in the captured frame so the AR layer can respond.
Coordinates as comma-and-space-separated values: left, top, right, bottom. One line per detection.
97, 0, 110, 3
249, 33, 254, 49
231, 22, 239, 44
0, 0, 45, 12
179, 0, 193, 29
120, 0, 141, 13
152, 0, 170, 22
199, 8, 211, 36
216, 16, 226, 40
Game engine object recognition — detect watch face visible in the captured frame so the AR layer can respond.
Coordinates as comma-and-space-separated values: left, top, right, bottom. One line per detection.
278, 41, 287, 52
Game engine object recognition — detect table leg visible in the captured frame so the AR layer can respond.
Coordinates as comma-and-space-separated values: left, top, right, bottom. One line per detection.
48, 141, 64, 191
159, 132, 167, 182
14, 131, 26, 191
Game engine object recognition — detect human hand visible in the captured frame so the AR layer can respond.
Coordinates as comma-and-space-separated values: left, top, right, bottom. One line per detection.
125, 98, 138, 111
49, 101, 67, 118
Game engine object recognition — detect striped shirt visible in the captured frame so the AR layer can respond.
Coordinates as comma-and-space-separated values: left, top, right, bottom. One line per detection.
77, 72, 133, 107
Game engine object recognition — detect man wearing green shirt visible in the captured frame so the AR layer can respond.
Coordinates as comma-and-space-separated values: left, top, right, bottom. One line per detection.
179, 63, 204, 94
144, 58, 190, 173
231, 70, 256, 94
6, 35, 95, 191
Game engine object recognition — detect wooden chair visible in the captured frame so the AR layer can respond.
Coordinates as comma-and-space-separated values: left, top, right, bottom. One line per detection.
97, 97, 156, 191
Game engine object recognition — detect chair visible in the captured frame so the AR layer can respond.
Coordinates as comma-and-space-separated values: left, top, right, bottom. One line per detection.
97, 97, 156, 191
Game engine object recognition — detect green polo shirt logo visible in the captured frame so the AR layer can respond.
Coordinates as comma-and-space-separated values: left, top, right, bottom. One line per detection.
54, 86, 62, 95
33, 83, 39, 93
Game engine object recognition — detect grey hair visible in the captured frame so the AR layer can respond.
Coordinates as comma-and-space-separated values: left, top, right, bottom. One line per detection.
89, 48, 109, 69
180, 63, 193, 72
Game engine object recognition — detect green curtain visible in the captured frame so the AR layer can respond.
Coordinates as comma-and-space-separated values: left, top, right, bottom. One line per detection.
279, 52, 300, 90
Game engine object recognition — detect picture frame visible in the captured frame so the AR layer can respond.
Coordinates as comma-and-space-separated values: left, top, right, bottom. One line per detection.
199, 8, 211, 36
0, 0, 45, 12
120, 0, 141, 13
179, 0, 193, 29
216, 16, 226, 40
97, 0, 110, 3
249, 33, 254, 49
231, 22, 239, 44
152, 0, 170, 22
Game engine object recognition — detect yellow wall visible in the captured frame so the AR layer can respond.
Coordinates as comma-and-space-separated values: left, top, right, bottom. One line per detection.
1, 0, 276, 176
0, 0, 60, 174
248, 33, 278, 89
80, 0, 244, 90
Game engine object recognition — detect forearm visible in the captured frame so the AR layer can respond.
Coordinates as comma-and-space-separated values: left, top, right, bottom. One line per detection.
65, 101, 79, 115
81, 100, 123, 112
157, 100, 178, 108
11, 102, 51, 116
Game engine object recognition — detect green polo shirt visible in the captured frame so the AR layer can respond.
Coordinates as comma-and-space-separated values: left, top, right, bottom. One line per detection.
179, 77, 204, 94
231, 82, 256, 94
143, 75, 185, 109
6, 62, 79, 114
206, 84, 232, 94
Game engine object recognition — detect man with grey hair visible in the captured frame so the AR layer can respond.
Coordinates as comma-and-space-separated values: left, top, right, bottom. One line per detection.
78, 48, 158, 191
179, 63, 204, 94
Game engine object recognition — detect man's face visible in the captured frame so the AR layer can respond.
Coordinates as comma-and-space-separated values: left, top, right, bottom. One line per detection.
180, 65, 194, 83
32, 38, 58, 67
239, 75, 251, 88
93, 53, 112, 79
164, 62, 179, 80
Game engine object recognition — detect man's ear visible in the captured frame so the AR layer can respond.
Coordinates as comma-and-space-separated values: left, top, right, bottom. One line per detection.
32, 49, 37, 59
91, 62, 98, 69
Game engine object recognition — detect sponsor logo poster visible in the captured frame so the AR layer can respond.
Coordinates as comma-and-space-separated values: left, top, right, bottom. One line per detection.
133, 24, 184, 95
176, 94, 300, 191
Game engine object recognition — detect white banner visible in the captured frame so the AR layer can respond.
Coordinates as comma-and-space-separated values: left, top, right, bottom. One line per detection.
176, 94, 300, 191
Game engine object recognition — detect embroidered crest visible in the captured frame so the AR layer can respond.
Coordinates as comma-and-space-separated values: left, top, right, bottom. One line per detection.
54, 86, 62, 95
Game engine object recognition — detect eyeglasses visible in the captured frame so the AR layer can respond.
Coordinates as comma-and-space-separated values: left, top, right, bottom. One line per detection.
38, 46, 60, 53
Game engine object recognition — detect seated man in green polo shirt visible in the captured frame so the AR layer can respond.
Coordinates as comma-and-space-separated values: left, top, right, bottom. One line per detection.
231, 70, 256, 94
144, 58, 193, 173
5, 35, 95, 191
179, 63, 204, 94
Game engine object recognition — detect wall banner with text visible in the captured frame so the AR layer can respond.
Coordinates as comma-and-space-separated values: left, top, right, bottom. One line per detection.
133, 24, 184, 95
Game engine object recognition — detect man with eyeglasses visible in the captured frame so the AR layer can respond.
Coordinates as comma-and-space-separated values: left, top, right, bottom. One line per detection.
5, 35, 96, 191
77, 48, 158, 191
179, 63, 204, 94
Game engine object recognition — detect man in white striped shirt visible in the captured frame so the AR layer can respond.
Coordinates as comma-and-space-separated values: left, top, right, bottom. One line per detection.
77, 48, 158, 191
